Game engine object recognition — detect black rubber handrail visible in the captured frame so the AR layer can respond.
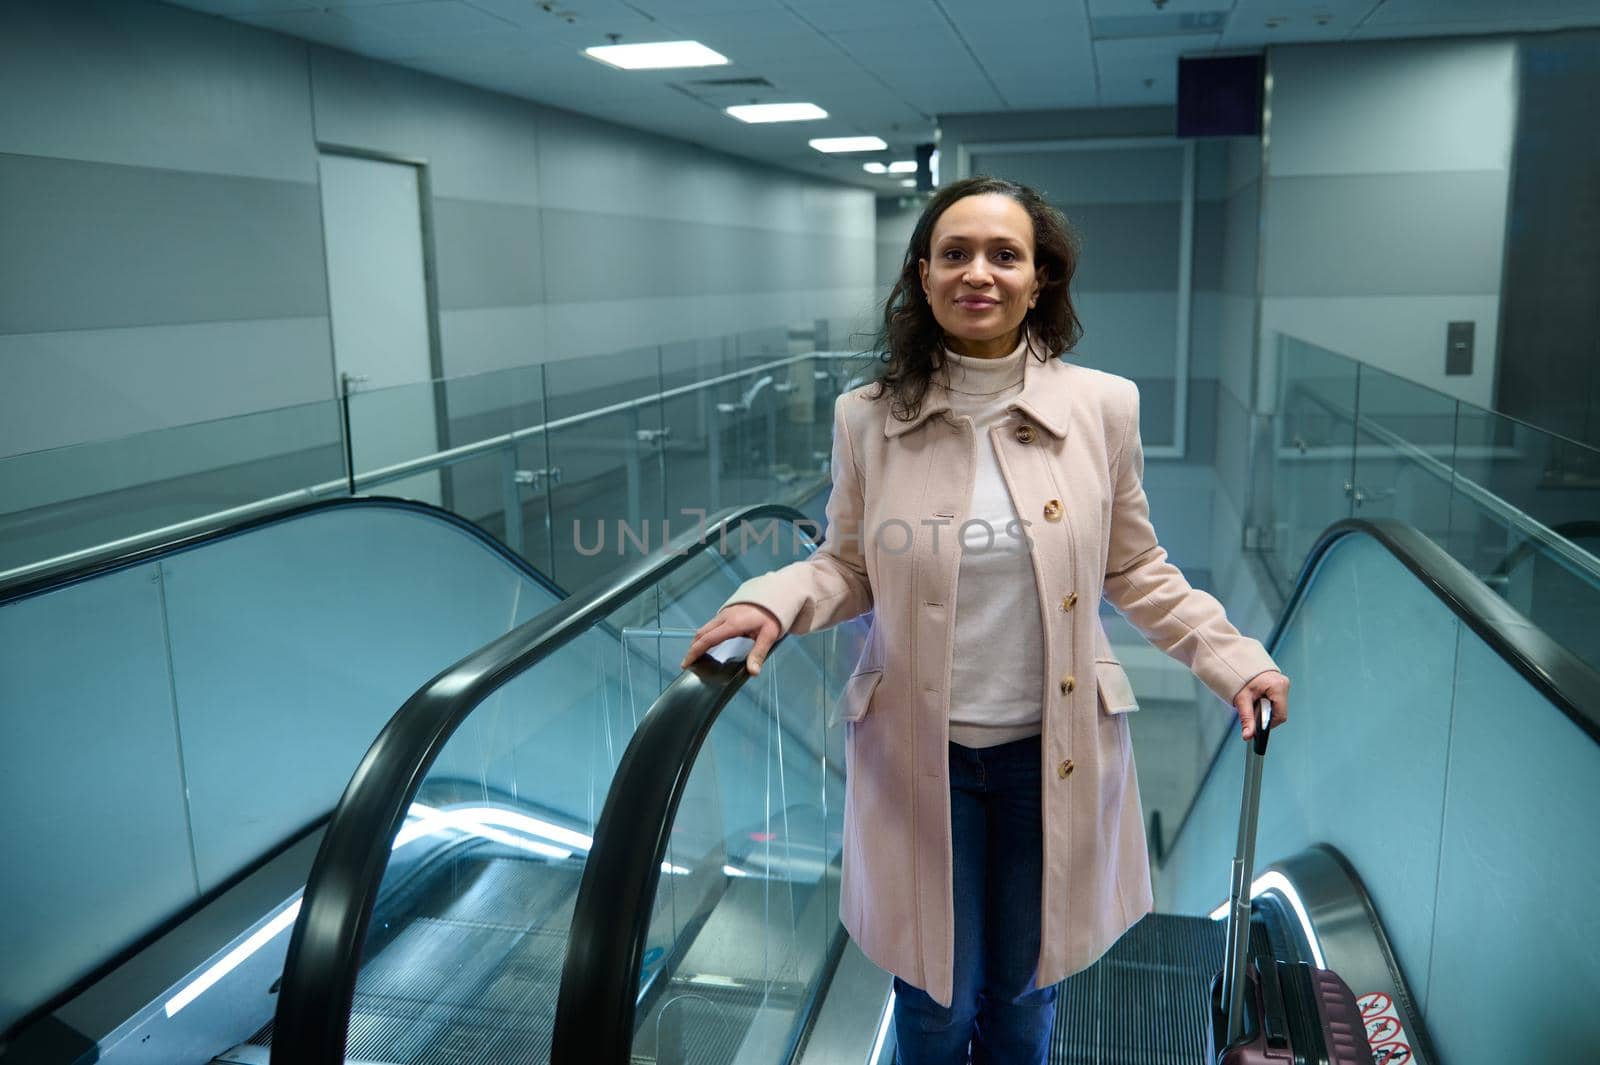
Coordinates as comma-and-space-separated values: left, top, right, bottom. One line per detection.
269, 503, 814, 1064
550, 634, 848, 1064
551, 655, 750, 1063
1159, 517, 1600, 871
0, 495, 567, 605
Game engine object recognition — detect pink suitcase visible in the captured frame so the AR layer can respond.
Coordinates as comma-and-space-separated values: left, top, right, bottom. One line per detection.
1205, 702, 1375, 1065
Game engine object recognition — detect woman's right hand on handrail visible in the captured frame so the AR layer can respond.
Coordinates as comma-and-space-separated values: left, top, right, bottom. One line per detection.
680, 603, 784, 676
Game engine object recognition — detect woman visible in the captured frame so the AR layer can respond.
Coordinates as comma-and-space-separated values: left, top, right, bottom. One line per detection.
680, 176, 1290, 1064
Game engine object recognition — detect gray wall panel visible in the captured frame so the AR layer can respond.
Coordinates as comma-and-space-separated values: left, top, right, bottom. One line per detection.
0, 317, 334, 457
1263, 171, 1507, 298
310, 46, 542, 206
433, 198, 544, 310
540, 209, 874, 304
1270, 38, 1516, 179
971, 145, 1185, 205
1221, 179, 1260, 298
533, 104, 871, 234
941, 106, 1174, 151
1192, 201, 1224, 294
0, 0, 316, 182
1064, 201, 1182, 293
0, 154, 329, 335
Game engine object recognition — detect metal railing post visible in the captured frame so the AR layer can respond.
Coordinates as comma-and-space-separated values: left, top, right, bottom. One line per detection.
704, 390, 721, 513
624, 407, 642, 533
500, 447, 525, 555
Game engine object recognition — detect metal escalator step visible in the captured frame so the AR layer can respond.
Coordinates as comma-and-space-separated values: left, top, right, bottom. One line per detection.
1050, 913, 1226, 1064
631, 981, 773, 1065
242, 857, 581, 1064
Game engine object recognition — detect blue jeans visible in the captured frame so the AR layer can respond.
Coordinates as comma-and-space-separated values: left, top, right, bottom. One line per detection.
893, 736, 1057, 1065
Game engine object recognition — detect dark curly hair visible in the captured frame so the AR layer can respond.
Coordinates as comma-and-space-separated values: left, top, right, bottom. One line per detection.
868, 176, 1083, 425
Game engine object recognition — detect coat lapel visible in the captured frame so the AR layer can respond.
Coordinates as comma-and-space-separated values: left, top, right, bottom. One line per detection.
881, 336, 1071, 440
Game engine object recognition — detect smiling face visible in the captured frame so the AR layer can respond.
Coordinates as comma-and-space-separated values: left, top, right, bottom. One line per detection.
918, 192, 1043, 359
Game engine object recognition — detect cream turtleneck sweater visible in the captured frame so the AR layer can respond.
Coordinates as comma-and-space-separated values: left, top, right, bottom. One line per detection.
936, 336, 1048, 748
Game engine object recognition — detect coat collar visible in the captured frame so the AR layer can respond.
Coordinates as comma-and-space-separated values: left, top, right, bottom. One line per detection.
882, 337, 1069, 439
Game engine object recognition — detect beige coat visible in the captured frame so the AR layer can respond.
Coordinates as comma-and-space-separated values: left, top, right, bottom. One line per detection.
719, 349, 1277, 1006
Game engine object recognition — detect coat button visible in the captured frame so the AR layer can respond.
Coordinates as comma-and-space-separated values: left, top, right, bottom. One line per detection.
1015, 424, 1036, 444
1060, 675, 1075, 695
1043, 499, 1062, 522
1061, 592, 1078, 612
1058, 759, 1075, 779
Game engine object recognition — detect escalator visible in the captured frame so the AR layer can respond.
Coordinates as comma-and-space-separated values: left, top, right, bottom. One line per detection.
255, 509, 1597, 1063
7, 503, 1597, 1063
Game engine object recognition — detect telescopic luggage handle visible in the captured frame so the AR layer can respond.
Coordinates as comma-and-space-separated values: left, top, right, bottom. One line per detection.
1221, 698, 1274, 1048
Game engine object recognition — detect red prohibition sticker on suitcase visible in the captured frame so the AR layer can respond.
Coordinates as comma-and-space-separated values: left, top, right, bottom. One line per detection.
1357, 992, 1414, 1064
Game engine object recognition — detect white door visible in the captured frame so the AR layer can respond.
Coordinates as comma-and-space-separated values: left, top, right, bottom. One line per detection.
318, 152, 441, 504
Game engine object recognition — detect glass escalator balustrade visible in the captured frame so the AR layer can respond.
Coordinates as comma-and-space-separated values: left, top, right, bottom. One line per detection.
260, 508, 861, 1065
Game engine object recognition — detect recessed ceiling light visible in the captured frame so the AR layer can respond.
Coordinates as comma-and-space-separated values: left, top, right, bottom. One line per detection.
584, 41, 730, 70
862, 162, 888, 174
887, 160, 917, 174
900, 178, 917, 187
810, 136, 888, 153
726, 102, 828, 123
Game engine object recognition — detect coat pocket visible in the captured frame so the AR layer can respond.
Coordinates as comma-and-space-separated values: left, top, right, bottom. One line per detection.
830, 668, 884, 727
1095, 658, 1139, 715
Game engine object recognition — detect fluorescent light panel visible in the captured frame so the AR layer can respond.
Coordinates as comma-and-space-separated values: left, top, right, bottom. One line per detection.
585, 41, 728, 70
862, 162, 888, 174
726, 102, 827, 123
888, 160, 917, 173
810, 136, 887, 153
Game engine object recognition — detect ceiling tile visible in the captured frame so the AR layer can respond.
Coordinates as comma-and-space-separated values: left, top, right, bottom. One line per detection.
1222, 0, 1376, 47
335, 1, 511, 37
233, 8, 413, 53
1363, 0, 1600, 27
1094, 33, 1219, 106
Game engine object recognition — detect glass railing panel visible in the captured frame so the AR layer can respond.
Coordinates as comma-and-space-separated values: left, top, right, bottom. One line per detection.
631, 592, 862, 1062
660, 337, 739, 525
1347, 362, 1458, 541
735, 326, 789, 368
330, 513, 823, 1064
541, 345, 666, 591
709, 364, 781, 512
1449, 404, 1600, 672
431, 363, 551, 569
344, 377, 448, 506
1268, 335, 1358, 585
0, 397, 346, 580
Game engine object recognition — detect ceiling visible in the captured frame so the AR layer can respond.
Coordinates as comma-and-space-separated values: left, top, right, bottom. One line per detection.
163, 0, 1600, 191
